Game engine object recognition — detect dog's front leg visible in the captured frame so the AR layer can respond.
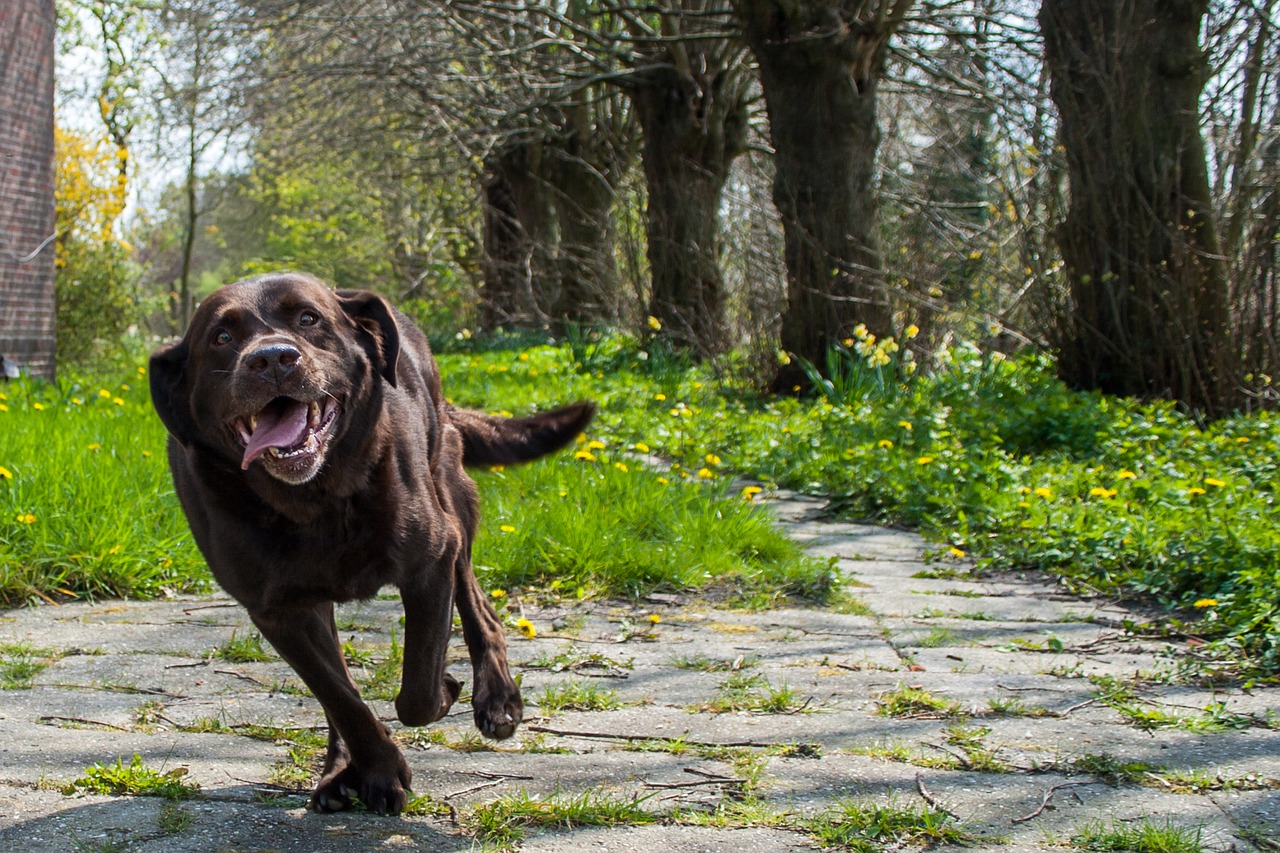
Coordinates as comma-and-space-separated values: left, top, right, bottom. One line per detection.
251, 602, 411, 815
454, 554, 524, 739
396, 564, 461, 727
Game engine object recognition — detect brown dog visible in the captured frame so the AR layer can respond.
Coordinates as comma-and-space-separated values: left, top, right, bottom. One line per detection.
149, 272, 593, 814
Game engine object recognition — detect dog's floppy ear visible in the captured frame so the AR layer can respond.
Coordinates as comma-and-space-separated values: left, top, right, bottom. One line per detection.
338, 290, 400, 388
149, 341, 196, 446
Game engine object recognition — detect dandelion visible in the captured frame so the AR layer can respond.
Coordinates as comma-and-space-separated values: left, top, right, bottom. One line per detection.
489, 464, 505, 473
516, 618, 537, 639
88, 443, 102, 452
614, 462, 629, 472
654, 393, 667, 401
588, 440, 606, 450
916, 456, 934, 465
99, 389, 111, 399
741, 485, 763, 500
113, 397, 124, 407
32, 403, 45, 411
71, 398, 83, 406
697, 468, 714, 479
898, 421, 913, 431
16, 513, 36, 524
634, 442, 651, 453
574, 450, 597, 462
499, 525, 516, 534
657, 477, 669, 485
1187, 487, 1207, 496
878, 439, 894, 449
947, 547, 966, 559
648, 614, 661, 625
1034, 487, 1052, 499
0, 466, 12, 480
1089, 487, 1118, 499
705, 453, 721, 466
0, 404, 7, 412
1236, 436, 1250, 444
1193, 598, 1218, 608
1204, 478, 1226, 488
491, 589, 507, 600
1117, 470, 1137, 480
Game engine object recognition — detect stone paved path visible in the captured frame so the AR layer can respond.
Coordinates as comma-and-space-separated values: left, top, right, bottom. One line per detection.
0, 491, 1276, 851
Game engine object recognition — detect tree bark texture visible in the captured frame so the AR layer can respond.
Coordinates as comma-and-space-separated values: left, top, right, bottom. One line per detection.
1040, 0, 1236, 416
628, 47, 750, 355
479, 140, 556, 330
735, 0, 911, 388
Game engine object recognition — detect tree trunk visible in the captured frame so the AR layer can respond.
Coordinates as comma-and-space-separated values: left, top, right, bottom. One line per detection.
628, 55, 749, 355
735, 0, 911, 389
479, 139, 556, 330
1041, 0, 1236, 416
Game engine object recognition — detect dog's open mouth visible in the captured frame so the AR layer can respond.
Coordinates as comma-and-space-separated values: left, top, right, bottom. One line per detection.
233, 396, 340, 483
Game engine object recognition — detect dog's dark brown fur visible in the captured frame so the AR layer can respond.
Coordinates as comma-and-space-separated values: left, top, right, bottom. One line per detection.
150, 272, 593, 814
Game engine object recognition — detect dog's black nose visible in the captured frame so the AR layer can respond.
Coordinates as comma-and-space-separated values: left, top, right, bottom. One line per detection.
246, 343, 301, 379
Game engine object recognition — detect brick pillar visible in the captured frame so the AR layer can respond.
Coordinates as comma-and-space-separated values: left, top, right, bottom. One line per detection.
0, 0, 58, 380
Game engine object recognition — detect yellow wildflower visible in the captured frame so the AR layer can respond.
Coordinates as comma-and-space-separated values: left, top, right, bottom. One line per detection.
697, 468, 714, 479
99, 389, 111, 399
654, 393, 667, 401
741, 485, 763, 500
648, 614, 661, 625
574, 451, 597, 462
0, 404, 8, 412
1117, 470, 1137, 480
0, 466, 12, 480
1089, 487, 1117, 499
657, 477, 669, 485
32, 402, 44, 411
499, 525, 516, 534
916, 456, 934, 465
489, 464, 505, 472
947, 547, 966, 559
588, 440, 606, 450
634, 442, 651, 453
1204, 478, 1226, 488
904, 324, 920, 339
1034, 487, 1052, 499
491, 589, 507, 599
878, 439, 894, 449
614, 462, 629, 472
1236, 436, 1250, 444
898, 421, 912, 430
16, 513, 36, 524
705, 453, 721, 466
88, 443, 102, 452
516, 618, 537, 639
1193, 598, 1218, 608
647, 315, 662, 331
113, 397, 124, 406
1187, 487, 1206, 496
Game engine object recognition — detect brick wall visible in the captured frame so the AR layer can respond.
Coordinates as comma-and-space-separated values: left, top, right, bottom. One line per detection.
0, 0, 57, 380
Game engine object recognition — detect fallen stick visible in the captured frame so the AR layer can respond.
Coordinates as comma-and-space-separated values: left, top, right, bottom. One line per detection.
526, 724, 773, 748
914, 773, 959, 819
1012, 781, 1093, 824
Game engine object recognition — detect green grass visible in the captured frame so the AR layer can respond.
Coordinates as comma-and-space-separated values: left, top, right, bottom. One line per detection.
804, 797, 967, 851
536, 679, 623, 714
875, 684, 964, 719
465, 789, 657, 848
63, 754, 200, 800
0, 642, 60, 688
698, 671, 807, 714
211, 631, 273, 663
1071, 818, 1205, 853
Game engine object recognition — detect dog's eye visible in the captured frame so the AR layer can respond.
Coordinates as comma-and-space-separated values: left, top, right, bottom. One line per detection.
298, 311, 319, 327
212, 329, 232, 347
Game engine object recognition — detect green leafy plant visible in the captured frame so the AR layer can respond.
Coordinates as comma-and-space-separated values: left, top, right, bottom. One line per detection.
64, 755, 200, 800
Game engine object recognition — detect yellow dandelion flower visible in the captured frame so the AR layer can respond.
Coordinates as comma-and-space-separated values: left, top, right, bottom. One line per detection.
648, 614, 661, 624
916, 456, 934, 465
113, 397, 124, 407
657, 477, 669, 485
88, 443, 102, 452
16, 513, 36, 524
614, 462, 629, 472
98, 389, 111, 399
491, 589, 507, 599
697, 468, 714, 479
705, 453, 721, 466
0, 393, 6, 401
634, 442, 651, 453
1089, 487, 1117, 499
1117, 470, 1137, 480
499, 525, 516, 534
574, 450, 597, 462
516, 618, 537, 639
878, 439, 894, 449
1236, 436, 1250, 444
741, 485, 763, 499
0, 404, 8, 412
654, 393, 666, 401
71, 398, 83, 406
947, 547, 966, 559
1204, 478, 1226, 488
0, 466, 12, 480
1034, 487, 1052, 499
489, 464, 505, 473
1187, 487, 1207, 496
32, 403, 45, 411
1193, 598, 1218, 608
588, 440, 606, 450
898, 421, 913, 430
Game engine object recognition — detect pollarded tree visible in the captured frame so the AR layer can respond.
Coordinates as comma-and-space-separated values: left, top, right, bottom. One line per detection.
733, 0, 914, 389
1040, 0, 1237, 416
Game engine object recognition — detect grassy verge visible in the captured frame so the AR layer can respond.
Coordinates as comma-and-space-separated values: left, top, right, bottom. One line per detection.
436, 335, 1280, 676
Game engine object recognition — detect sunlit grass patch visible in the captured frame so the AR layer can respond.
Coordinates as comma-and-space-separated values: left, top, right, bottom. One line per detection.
875, 684, 964, 719
211, 630, 273, 664
805, 796, 968, 851
535, 679, 624, 714
0, 642, 60, 689
697, 671, 807, 715
63, 754, 200, 800
1070, 817, 1205, 853
464, 789, 656, 848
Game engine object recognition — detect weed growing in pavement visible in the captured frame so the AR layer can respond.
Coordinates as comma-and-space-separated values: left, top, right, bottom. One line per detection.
1070, 817, 1205, 853
64, 754, 200, 800
211, 631, 273, 664
0, 642, 60, 688
875, 684, 964, 719
536, 679, 624, 714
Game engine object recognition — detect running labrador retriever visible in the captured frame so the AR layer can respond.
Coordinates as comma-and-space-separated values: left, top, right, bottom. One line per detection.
150, 272, 593, 814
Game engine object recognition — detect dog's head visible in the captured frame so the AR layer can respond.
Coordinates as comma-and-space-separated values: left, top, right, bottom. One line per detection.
150, 273, 400, 485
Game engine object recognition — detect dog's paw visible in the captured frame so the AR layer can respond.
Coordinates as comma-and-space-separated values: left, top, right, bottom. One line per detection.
396, 672, 463, 727
310, 754, 412, 816
472, 674, 523, 740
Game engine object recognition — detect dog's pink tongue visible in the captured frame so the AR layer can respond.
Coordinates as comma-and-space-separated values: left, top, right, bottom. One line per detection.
241, 402, 310, 469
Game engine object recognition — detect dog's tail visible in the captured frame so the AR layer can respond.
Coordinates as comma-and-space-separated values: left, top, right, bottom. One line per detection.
448, 401, 596, 468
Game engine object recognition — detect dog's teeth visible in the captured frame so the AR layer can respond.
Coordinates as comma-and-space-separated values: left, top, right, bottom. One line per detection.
249, 414, 258, 431
309, 401, 319, 421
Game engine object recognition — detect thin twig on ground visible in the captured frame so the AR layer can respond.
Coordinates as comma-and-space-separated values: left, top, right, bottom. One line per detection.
1012, 781, 1093, 824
